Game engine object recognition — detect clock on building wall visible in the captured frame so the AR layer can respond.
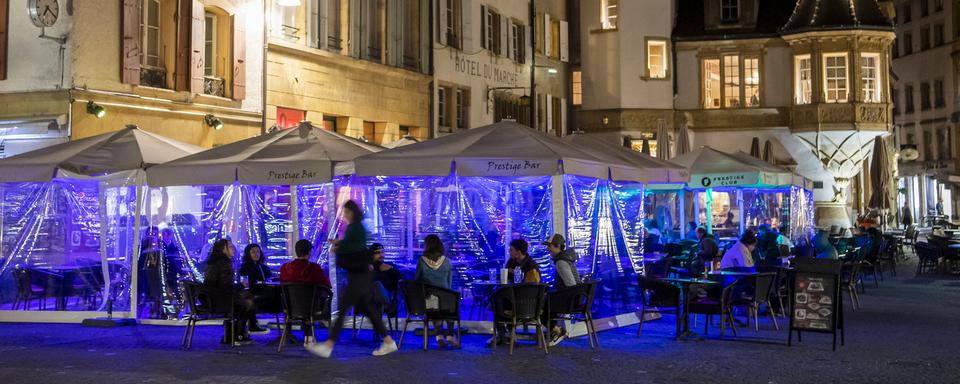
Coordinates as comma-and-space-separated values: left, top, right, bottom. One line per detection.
28, 0, 60, 28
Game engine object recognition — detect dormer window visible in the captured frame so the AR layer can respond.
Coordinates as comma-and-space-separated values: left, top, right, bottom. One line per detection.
721, 0, 739, 23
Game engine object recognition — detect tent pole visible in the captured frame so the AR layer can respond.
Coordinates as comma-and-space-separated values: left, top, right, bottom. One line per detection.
504, 183, 512, 260
551, 174, 566, 243
98, 182, 111, 311
406, 189, 414, 262
289, 184, 299, 256
705, 189, 714, 235
679, 191, 686, 240
326, 182, 338, 314
130, 178, 145, 319
738, 189, 745, 235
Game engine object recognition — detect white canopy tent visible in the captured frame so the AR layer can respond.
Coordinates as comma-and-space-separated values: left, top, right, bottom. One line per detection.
0, 126, 201, 321
562, 133, 688, 184
381, 135, 420, 149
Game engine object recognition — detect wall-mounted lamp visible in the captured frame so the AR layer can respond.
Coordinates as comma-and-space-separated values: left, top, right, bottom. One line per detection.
204, 114, 224, 130
534, 64, 558, 75
86, 101, 106, 118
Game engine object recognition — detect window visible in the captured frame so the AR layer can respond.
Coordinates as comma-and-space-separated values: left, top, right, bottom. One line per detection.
572, 71, 582, 106
905, 84, 915, 113
204, 13, 217, 77
442, 0, 461, 49
512, 22, 523, 62
483, 8, 501, 53
921, 25, 930, 50
921, 0, 929, 16
744, 57, 759, 107
401, 0, 422, 69
723, 55, 740, 107
902, 2, 912, 23
601, 0, 618, 29
274, 0, 299, 40
934, 23, 945, 46
935, 79, 945, 108
140, 0, 161, 68
921, 81, 931, 110
323, 0, 342, 50
823, 53, 848, 103
861, 53, 881, 103
938, 127, 951, 160
904, 32, 913, 55
893, 88, 900, 115
935, 0, 943, 12
438, 87, 448, 127
704, 59, 721, 109
456, 89, 469, 129
363, 0, 382, 61
721, 0, 739, 23
795, 55, 812, 104
647, 40, 668, 79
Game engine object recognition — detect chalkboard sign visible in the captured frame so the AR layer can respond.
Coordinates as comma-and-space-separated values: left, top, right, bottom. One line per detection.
788, 258, 844, 351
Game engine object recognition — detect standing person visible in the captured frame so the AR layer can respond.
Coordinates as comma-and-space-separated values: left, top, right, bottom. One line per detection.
307, 200, 397, 358
203, 239, 254, 345
719, 231, 757, 270
542, 234, 580, 347
414, 234, 458, 349
488, 239, 542, 347
901, 203, 913, 229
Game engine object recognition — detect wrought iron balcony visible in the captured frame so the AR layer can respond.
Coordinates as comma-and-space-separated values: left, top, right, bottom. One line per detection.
203, 76, 225, 97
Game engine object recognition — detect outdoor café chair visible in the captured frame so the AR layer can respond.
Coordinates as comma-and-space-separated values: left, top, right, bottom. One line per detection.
279, 283, 332, 353
180, 280, 235, 350
398, 280, 461, 351
914, 242, 941, 275
688, 278, 739, 339
636, 275, 681, 338
12, 267, 47, 311
546, 280, 600, 349
353, 282, 399, 340
841, 258, 863, 311
491, 283, 549, 355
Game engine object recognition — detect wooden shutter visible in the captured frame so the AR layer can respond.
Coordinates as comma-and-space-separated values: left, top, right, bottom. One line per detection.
460, 0, 471, 51
175, 0, 192, 90
232, 13, 246, 100
560, 97, 567, 136
190, 0, 204, 93
438, 0, 448, 46
0, 0, 7, 80
479, 5, 485, 49
387, 0, 400, 66
545, 94, 553, 133
349, 0, 361, 57
559, 20, 569, 62
314, 0, 325, 49
543, 13, 551, 58
121, 0, 141, 85
534, 13, 542, 54
499, 14, 507, 57
505, 20, 513, 60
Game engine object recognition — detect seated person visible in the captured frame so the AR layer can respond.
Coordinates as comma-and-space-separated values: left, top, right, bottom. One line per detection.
755, 224, 781, 264
777, 225, 795, 249
489, 239, 542, 347
414, 235, 457, 349
371, 243, 403, 299
719, 231, 757, 270
685, 221, 698, 240
689, 227, 718, 273
240, 243, 273, 285
203, 239, 255, 345
812, 230, 839, 260
279, 240, 331, 287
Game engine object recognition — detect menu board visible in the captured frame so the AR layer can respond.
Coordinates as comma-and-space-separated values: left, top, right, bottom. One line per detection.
792, 274, 836, 331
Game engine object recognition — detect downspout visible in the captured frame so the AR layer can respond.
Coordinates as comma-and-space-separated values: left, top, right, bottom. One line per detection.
262, 0, 269, 135
529, 0, 536, 129
429, 0, 435, 138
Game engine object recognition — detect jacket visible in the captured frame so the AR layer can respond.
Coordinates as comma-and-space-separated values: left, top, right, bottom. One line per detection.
279, 259, 331, 287
239, 261, 272, 284
720, 241, 755, 269
697, 235, 719, 261
203, 254, 235, 292
552, 248, 580, 289
415, 253, 452, 289
506, 255, 541, 283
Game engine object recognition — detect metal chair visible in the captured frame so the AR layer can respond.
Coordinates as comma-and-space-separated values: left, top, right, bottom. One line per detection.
491, 283, 549, 355
546, 280, 600, 349
688, 279, 740, 339
635, 276, 681, 338
180, 280, 235, 349
278, 283, 332, 353
398, 280, 461, 351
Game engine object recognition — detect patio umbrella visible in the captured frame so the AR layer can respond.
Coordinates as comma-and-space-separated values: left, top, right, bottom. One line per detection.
382, 135, 419, 149
674, 123, 691, 158
641, 139, 651, 155
750, 137, 761, 158
763, 140, 774, 163
656, 118, 670, 159
868, 136, 894, 214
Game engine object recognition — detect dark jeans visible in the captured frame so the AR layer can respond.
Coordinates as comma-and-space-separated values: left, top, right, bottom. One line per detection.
327, 271, 388, 341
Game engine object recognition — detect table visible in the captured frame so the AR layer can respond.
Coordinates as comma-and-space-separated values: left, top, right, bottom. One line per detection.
656, 277, 719, 341
707, 271, 758, 277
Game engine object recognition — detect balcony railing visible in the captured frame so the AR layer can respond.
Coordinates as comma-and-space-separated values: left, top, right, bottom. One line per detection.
203, 76, 225, 97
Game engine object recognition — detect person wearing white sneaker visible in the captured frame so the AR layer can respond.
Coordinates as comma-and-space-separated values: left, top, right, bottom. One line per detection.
308, 201, 398, 358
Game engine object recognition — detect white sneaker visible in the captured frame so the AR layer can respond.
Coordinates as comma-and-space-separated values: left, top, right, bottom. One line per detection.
371, 340, 398, 356
306, 342, 333, 358
303, 336, 315, 347
446, 336, 460, 349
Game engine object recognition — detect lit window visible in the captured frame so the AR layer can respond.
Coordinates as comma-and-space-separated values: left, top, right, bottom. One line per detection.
647, 40, 668, 79
723, 55, 740, 108
572, 71, 582, 106
744, 57, 759, 107
140, 0, 161, 68
273, 0, 299, 40
721, 0, 739, 22
204, 13, 217, 77
795, 55, 812, 104
704, 59, 721, 109
601, 0, 618, 30
823, 53, 848, 103
861, 53, 881, 103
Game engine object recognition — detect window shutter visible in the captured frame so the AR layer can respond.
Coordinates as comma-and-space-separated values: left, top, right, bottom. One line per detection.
349, 0, 362, 57
479, 4, 486, 49
560, 97, 567, 135
559, 20, 569, 62
314, 0, 325, 49
437, 0, 448, 46
0, 0, 8, 80
534, 13, 542, 54
121, 0, 141, 85
518, 25, 525, 64
190, 0, 204, 93
499, 14, 508, 57
232, 13, 246, 100
420, 0, 429, 71
505, 20, 513, 60
387, 0, 399, 66
545, 94, 553, 133
460, 0, 472, 51
175, 0, 191, 90
543, 13, 551, 58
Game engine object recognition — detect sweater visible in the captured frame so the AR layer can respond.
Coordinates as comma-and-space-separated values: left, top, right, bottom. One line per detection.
338, 222, 368, 255
720, 241, 755, 269
279, 259, 331, 287
239, 262, 272, 284
415, 254, 452, 289
552, 248, 580, 289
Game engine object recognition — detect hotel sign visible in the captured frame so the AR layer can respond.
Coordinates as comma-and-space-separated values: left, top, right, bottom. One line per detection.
451, 53, 522, 87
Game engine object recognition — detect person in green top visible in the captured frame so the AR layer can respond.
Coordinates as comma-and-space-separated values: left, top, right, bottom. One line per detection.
307, 200, 398, 358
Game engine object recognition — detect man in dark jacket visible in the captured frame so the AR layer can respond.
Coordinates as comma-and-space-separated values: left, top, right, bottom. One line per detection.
755, 224, 780, 264
693, 227, 719, 273
543, 233, 580, 347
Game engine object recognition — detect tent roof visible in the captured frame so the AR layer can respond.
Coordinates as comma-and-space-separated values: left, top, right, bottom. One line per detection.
562, 133, 689, 183
728, 151, 807, 188
0, 126, 201, 183
354, 121, 618, 179
382, 135, 420, 149
147, 125, 381, 186
668, 146, 783, 189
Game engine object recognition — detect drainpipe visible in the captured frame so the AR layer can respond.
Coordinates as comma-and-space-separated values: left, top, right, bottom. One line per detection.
530, 0, 536, 129
262, 0, 269, 135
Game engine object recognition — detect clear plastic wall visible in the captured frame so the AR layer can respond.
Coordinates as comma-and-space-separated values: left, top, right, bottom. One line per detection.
0, 173, 139, 313
695, 190, 741, 240
742, 189, 790, 232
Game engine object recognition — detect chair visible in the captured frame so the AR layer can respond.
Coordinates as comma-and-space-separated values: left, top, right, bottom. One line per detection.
546, 280, 600, 349
12, 268, 47, 311
353, 282, 399, 340
278, 283, 332, 353
635, 276, 681, 338
748, 273, 779, 330
74, 265, 105, 310
180, 280, 235, 349
914, 242, 941, 275
841, 259, 863, 311
688, 279, 739, 338
491, 284, 548, 355
755, 265, 787, 317
398, 280, 461, 351
877, 236, 899, 277
250, 283, 283, 330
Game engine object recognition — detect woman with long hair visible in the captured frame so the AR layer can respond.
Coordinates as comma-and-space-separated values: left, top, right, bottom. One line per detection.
239, 243, 272, 285
415, 234, 457, 349
203, 239, 255, 345
307, 200, 397, 358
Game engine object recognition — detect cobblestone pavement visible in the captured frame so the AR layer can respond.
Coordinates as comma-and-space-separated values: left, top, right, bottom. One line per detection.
1, 261, 959, 384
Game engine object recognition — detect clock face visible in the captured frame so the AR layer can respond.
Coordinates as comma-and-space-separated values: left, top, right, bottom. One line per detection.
28, 0, 60, 28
